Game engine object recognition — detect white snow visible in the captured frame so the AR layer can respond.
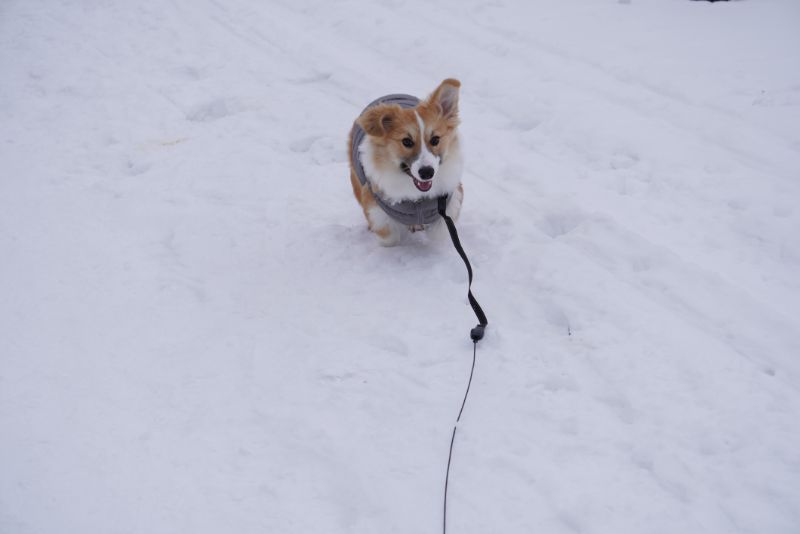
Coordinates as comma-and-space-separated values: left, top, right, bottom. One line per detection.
2, 1, 799, 533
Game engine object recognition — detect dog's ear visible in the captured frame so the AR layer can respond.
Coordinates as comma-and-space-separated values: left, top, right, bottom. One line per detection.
429, 78, 460, 119
358, 104, 401, 137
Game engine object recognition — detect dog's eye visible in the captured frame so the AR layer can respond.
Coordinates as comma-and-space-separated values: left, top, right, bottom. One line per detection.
402, 137, 414, 148
430, 135, 440, 146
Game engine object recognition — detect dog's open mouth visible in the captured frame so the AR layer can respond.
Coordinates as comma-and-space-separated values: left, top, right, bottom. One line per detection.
413, 178, 433, 192
401, 163, 433, 192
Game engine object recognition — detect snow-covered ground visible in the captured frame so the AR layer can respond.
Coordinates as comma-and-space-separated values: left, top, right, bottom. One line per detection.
2, 1, 799, 532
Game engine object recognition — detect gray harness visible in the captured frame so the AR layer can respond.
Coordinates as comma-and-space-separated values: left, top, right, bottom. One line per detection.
350, 94, 448, 226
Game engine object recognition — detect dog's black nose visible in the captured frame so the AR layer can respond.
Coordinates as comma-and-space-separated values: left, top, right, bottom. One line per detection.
419, 166, 434, 180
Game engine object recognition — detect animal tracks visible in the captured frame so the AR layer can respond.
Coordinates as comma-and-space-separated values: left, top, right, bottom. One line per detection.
186, 97, 247, 122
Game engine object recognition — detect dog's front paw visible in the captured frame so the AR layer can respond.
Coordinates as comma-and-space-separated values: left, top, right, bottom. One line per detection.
426, 220, 450, 243
378, 233, 401, 247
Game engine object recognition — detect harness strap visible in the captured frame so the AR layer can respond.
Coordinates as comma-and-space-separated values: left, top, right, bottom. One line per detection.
437, 196, 488, 340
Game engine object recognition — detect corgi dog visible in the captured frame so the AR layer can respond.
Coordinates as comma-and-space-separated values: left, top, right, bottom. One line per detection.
348, 79, 464, 246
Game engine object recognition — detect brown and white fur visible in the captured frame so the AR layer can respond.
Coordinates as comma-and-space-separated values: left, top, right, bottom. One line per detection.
349, 79, 464, 246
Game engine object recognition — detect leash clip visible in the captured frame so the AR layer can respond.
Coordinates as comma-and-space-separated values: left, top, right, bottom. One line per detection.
470, 324, 485, 342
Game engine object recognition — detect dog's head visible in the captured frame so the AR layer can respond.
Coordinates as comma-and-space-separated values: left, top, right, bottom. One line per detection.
357, 79, 461, 196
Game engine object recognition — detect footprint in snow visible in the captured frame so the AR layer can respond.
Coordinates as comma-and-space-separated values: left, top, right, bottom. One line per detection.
289, 135, 323, 153
596, 394, 637, 425
508, 116, 541, 132
366, 333, 409, 357
124, 157, 151, 176
186, 98, 244, 122
538, 210, 585, 238
172, 64, 207, 81
609, 151, 639, 170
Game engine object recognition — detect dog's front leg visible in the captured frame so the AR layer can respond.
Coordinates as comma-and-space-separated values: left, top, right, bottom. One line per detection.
367, 205, 405, 246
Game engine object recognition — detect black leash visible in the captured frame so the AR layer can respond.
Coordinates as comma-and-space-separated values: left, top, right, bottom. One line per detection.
437, 197, 488, 342
438, 196, 488, 534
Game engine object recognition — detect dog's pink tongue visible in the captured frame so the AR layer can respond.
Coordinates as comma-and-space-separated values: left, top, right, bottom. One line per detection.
414, 179, 433, 192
